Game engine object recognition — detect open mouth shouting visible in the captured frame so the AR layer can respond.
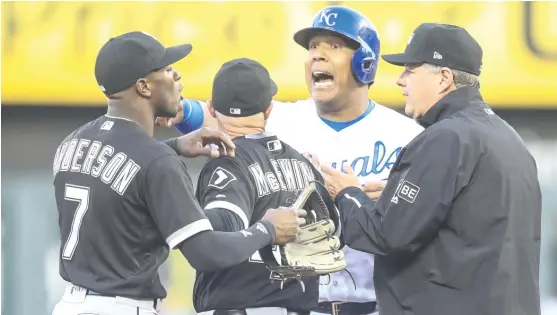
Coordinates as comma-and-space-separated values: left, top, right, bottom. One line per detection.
312, 71, 334, 89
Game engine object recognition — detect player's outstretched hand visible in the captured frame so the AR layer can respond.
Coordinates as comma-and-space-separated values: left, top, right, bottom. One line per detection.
175, 127, 236, 158
362, 181, 386, 200
321, 163, 362, 199
303, 152, 361, 199
262, 207, 307, 245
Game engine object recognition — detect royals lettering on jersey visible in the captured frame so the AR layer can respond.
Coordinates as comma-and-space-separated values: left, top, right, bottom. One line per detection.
248, 158, 315, 197
53, 138, 141, 195
330, 141, 402, 178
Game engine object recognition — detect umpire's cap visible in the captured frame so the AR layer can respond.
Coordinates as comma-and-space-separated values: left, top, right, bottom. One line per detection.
382, 23, 483, 76
95, 31, 192, 96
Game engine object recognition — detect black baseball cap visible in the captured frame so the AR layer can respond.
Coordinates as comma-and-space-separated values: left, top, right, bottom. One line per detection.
382, 23, 483, 75
94, 31, 192, 95
212, 58, 278, 117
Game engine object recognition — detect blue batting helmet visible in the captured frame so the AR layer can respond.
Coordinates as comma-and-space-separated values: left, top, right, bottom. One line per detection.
294, 5, 380, 85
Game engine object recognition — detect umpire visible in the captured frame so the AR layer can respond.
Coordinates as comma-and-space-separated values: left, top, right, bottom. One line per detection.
316, 23, 542, 315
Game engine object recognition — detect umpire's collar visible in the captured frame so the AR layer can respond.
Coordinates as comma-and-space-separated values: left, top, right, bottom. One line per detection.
416, 86, 483, 128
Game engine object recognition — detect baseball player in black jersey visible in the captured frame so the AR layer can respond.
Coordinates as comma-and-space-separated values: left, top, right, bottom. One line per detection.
51, 33, 307, 315
192, 58, 328, 315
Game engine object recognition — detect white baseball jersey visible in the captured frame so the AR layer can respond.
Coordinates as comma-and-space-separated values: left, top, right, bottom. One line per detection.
265, 98, 424, 303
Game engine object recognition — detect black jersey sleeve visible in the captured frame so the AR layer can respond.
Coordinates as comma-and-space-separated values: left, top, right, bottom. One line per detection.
162, 138, 179, 154
179, 220, 276, 272
143, 154, 213, 249
204, 208, 245, 232
196, 157, 256, 229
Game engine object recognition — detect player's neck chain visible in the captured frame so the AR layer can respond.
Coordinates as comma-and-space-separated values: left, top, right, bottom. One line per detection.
104, 114, 136, 123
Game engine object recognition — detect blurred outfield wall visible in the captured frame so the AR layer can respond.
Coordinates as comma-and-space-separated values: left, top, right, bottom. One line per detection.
2, 1, 556, 108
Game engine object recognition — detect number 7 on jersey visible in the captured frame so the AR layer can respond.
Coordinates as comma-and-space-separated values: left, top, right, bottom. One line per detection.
62, 184, 91, 260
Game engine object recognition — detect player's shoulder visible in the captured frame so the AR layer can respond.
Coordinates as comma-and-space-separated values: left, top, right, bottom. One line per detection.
269, 99, 315, 118
207, 134, 279, 172
101, 120, 178, 169
372, 102, 424, 135
141, 138, 180, 166
201, 136, 255, 171
282, 98, 315, 111
58, 116, 103, 144
372, 102, 413, 124
198, 153, 250, 191
266, 99, 316, 133
232, 135, 267, 153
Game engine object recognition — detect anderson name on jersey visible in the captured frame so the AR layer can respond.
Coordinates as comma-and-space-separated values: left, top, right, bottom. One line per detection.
53, 129, 141, 196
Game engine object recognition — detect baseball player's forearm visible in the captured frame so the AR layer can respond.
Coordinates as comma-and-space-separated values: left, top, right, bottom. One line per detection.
205, 208, 244, 232
179, 220, 275, 272
162, 137, 179, 154
175, 99, 217, 135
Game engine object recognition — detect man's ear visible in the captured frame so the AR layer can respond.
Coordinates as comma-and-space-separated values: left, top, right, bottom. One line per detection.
135, 78, 152, 98
264, 102, 274, 119
439, 67, 455, 93
207, 99, 217, 118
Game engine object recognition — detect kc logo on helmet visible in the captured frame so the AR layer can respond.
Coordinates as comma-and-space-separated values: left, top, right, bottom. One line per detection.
318, 9, 338, 26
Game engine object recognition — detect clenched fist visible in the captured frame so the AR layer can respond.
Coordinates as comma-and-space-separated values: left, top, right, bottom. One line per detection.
262, 207, 307, 244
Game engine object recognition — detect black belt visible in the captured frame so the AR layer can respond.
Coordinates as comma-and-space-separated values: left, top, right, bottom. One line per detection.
86, 290, 161, 309
315, 301, 377, 315
86, 290, 112, 297
213, 310, 309, 315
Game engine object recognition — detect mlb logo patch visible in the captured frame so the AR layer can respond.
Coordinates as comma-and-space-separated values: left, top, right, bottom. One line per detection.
267, 140, 282, 152
397, 180, 420, 203
100, 121, 114, 131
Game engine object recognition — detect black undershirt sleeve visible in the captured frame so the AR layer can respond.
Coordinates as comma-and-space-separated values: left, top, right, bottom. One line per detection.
178, 220, 275, 272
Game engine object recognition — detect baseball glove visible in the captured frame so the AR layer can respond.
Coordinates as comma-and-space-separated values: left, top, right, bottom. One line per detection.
258, 182, 346, 290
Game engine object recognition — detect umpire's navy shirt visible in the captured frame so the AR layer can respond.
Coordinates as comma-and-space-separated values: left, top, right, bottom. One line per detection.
335, 87, 542, 315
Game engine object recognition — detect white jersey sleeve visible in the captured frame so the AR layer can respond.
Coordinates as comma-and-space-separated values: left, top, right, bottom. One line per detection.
265, 99, 318, 146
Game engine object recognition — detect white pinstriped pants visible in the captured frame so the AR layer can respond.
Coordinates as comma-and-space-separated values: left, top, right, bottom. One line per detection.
52, 284, 162, 315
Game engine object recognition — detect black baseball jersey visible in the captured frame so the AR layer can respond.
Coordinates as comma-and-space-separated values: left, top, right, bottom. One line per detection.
52, 115, 212, 299
193, 132, 322, 312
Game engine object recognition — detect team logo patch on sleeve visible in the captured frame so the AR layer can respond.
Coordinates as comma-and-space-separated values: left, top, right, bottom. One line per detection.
208, 167, 237, 189
397, 180, 420, 203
